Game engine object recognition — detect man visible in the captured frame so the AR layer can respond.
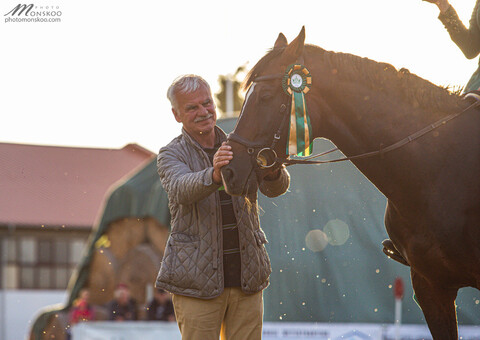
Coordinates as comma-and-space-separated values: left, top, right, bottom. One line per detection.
146, 288, 175, 322
106, 283, 137, 321
423, 0, 480, 93
155, 74, 289, 340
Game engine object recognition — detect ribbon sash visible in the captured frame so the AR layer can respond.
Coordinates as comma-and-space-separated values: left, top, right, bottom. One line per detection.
284, 64, 313, 157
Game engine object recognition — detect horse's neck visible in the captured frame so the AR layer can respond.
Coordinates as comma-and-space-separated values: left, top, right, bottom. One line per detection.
311, 88, 441, 202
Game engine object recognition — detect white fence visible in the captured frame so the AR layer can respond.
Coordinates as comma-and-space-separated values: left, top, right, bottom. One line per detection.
0, 289, 67, 340
72, 321, 480, 340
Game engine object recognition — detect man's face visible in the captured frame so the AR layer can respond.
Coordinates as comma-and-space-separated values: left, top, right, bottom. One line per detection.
155, 291, 168, 303
172, 85, 217, 137
118, 288, 129, 304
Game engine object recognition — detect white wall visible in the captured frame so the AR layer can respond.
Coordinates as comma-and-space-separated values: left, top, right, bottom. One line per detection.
0, 290, 67, 340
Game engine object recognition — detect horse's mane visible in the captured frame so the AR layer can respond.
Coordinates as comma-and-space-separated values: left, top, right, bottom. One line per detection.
245, 44, 462, 113
244, 47, 285, 89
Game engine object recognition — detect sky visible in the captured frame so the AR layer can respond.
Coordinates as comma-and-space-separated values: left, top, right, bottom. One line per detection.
1, 0, 476, 153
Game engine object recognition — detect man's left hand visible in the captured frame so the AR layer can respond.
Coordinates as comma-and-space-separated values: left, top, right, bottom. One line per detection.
213, 142, 233, 184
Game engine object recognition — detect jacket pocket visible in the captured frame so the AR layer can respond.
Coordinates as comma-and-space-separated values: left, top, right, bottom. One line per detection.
253, 228, 271, 270
244, 228, 271, 291
253, 228, 268, 246
170, 232, 199, 243
158, 233, 201, 290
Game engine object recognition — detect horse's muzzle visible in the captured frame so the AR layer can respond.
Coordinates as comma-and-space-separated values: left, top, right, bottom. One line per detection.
221, 164, 259, 196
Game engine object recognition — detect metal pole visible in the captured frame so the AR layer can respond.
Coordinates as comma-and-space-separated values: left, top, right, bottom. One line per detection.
393, 277, 404, 340
225, 76, 233, 117
394, 298, 402, 340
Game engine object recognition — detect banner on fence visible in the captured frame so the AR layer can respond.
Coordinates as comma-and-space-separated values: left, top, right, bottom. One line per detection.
71, 321, 479, 340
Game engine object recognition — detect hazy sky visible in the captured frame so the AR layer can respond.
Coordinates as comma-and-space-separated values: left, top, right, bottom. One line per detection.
1, 0, 475, 152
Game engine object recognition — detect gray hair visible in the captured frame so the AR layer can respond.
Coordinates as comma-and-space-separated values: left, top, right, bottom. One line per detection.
167, 74, 211, 110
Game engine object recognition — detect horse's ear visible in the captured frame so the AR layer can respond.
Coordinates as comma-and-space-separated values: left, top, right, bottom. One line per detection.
274, 33, 288, 49
283, 26, 305, 62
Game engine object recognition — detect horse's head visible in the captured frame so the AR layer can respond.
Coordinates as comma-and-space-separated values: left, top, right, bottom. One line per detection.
222, 27, 309, 196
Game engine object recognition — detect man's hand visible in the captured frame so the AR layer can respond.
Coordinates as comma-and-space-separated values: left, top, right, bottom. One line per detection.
212, 142, 233, 184
423, 0, 450, 13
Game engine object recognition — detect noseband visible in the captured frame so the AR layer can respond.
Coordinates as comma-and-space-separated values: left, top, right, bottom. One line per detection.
226, 73, 290, 169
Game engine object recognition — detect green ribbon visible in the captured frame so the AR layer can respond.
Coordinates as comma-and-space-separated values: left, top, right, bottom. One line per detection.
292, 92, 312, 156
283, 64, 313, 157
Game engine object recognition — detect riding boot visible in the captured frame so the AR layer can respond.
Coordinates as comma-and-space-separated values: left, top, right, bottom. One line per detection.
382, 239, 410, 266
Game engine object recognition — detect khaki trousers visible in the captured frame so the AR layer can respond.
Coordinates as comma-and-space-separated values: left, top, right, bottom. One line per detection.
172, 287, 263, 340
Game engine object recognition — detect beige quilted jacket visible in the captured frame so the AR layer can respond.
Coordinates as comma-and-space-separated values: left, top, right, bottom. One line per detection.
155, 126, 290, 298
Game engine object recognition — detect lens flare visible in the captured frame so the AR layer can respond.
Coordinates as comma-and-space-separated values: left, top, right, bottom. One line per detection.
323, 219, 350, 246
305, 229, 328, 252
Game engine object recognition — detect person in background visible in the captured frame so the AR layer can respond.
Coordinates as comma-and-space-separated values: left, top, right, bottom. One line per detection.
70, 288, 95, 324
382, 0, 480, 268
67, 288, 95, 339
155, 74, 290, 340
106, 283, 137, 321
424, 0, 480, 93
146, 288, 175, 321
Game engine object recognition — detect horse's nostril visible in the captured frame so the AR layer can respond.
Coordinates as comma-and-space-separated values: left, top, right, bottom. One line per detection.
222, 168, 234, 182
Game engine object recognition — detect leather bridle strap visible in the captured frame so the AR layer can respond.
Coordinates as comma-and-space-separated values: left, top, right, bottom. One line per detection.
280, 100, 480, 165
227, 74, 288, 153
226, 102, 288, 157
253, 74, 283, 82
227, 133, 264, 150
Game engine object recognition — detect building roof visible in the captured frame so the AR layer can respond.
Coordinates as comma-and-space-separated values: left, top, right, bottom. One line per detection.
0, 142, 155, 228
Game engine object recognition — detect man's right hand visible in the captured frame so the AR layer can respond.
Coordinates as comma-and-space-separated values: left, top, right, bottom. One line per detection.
212, 142, 233, 184
423, 0, 450, 13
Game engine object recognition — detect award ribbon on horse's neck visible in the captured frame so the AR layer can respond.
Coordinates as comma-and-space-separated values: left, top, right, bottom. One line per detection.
282, 64, 313, 157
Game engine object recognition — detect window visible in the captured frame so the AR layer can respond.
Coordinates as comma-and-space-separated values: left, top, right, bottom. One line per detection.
19, 238, 36, 264
1, 238, 19, 289
1, 234, 87, 290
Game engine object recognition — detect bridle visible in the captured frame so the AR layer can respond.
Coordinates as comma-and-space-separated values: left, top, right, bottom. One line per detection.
227, 71, 480, 169
227, 73, 290, 170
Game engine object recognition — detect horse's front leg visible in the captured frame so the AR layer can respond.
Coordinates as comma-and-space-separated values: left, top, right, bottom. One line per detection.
411, 270, 459, 340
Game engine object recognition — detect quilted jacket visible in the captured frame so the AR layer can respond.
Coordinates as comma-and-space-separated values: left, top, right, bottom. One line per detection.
155, 126, 290, 299
439, 1, 480, 92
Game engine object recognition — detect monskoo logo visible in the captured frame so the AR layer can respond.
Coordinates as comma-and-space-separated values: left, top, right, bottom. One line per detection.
4, 4, 34, 16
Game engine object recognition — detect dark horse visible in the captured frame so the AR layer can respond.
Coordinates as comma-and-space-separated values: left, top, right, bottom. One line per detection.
221, 27, 480, 339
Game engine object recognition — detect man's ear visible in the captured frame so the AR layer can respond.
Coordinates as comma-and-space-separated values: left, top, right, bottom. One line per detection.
172, 108, 182, 123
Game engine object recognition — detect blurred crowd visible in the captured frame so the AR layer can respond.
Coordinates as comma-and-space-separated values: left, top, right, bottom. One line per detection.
66, 284, 175, 336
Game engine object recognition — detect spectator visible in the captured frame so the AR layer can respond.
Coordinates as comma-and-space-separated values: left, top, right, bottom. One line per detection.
146, 288, 175, 321
67, 288, 95, 339
106, 283, 137, 321
70, 288, 95, 324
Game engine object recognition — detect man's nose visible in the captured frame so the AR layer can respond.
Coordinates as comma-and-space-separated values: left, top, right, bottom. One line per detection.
200, 105, 209, 115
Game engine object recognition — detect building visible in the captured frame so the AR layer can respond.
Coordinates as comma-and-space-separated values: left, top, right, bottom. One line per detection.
0, 142, 155, 340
